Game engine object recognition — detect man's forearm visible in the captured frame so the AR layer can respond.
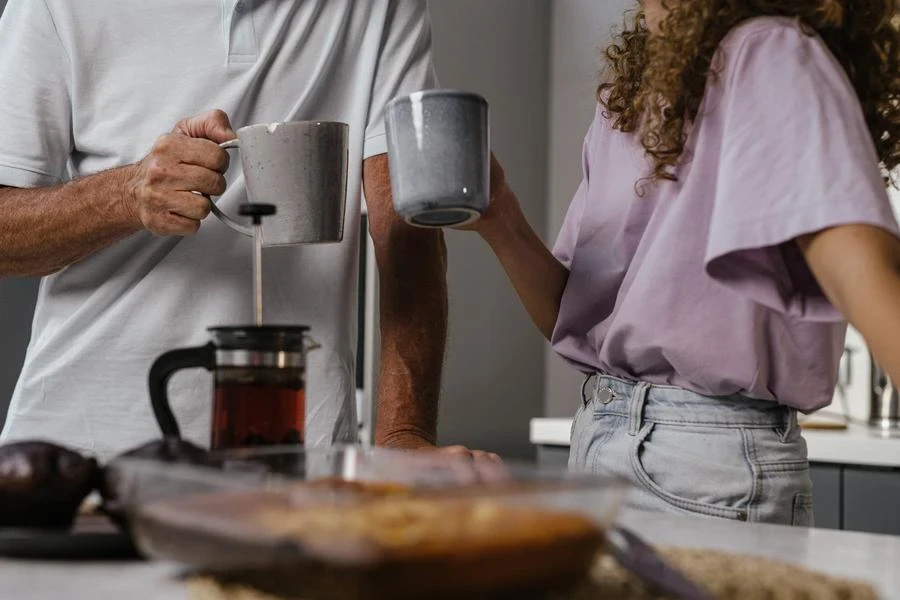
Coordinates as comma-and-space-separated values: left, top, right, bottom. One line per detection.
374, 229, 448, 447
363, 154, 447, 448
0, 167, 141, 277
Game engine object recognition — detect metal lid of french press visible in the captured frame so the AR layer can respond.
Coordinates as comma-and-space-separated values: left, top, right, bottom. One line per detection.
209, 325, 314, 369
208, 325, 311, 352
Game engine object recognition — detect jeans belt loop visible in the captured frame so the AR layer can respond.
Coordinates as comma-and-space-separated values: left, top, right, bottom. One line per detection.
628, 382, 651, 436
783, 408, 797, 441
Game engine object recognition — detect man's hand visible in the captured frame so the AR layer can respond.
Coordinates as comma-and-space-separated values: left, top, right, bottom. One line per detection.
381, 433, 502, 465
432, 444, 503, 465
124, 109, 235, 236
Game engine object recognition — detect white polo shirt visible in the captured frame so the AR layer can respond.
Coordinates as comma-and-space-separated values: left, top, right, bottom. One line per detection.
0, 0, 436, 459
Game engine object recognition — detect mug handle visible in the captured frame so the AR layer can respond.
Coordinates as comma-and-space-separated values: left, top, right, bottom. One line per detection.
207, 139, 254, 237
149, 343, 216, 438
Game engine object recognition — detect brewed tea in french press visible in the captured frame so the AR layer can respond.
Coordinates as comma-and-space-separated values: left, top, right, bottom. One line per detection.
149, 203, 318, 450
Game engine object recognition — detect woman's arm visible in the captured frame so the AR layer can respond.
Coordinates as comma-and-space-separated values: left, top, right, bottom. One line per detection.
798, 224, 900, 382
473, 158, 570, 341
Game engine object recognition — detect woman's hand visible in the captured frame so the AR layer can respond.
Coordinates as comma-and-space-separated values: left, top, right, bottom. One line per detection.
458, 153, 520, 238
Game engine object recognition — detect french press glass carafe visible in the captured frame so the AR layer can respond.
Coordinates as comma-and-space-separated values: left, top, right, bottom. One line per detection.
149, 325, 318, 449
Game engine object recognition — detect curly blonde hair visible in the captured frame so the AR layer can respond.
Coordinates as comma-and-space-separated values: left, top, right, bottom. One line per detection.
599, 1, 900, 185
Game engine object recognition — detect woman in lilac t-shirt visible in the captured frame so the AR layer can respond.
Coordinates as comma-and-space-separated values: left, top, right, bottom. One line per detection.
470, 1, 900, 524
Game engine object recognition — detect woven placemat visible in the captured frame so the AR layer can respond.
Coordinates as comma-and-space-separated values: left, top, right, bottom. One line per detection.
186, 546, 880, 600
560, 547, 879, 600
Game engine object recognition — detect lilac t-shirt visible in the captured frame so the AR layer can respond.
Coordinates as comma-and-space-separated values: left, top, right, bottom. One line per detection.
551, 17, 899, 411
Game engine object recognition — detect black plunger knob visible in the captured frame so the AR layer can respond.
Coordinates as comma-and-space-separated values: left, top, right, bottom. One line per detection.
239, 203, 277, 225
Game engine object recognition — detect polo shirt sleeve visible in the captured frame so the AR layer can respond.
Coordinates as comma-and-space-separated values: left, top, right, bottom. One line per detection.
363, 0, 437, 160
0, 0, 73, 188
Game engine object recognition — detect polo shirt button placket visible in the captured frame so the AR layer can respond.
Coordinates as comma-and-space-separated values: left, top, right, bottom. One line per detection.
226, 0, 258, 64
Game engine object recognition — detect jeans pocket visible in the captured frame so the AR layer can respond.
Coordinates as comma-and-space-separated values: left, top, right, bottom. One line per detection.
792, 492, 814, 527
630, 421, 752, 521
749, 427, 812, 525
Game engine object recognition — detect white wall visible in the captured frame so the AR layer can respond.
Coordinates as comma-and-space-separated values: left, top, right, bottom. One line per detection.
427, 0, 637, 428
544, 0, 632, 417
426, 0, 552, 458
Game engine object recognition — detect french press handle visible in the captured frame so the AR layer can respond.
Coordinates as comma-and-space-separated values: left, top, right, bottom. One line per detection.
149, 343, 216, 438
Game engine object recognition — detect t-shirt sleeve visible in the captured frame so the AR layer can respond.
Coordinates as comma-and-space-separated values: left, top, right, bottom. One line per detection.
0, 0, 73, 187
363, 0, 438, 160
704, 23, 899, 322
552, 109, 598, 270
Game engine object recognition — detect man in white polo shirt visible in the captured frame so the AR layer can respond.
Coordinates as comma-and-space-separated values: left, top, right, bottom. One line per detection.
0, 0, 478, 461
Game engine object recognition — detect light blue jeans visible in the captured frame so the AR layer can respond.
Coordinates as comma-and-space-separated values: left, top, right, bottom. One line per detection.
570, 374, 814, 526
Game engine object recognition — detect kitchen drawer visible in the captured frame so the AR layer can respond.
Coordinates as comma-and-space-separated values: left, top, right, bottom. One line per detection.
809, 464, 841, 530
843, 467, 900, 535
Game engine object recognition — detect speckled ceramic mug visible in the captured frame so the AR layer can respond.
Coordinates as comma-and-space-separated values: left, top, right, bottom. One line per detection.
212, 121, 349, 246
385, 90, 490, 228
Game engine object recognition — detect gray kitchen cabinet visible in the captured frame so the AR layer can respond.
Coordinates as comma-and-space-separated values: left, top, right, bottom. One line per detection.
843, 468, 900, 535
809, 464, 842, 530
537, 445, 570, 469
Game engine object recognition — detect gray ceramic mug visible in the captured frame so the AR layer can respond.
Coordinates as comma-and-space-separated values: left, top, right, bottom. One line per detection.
212, 121, 349, 245
384, 90, 490, 228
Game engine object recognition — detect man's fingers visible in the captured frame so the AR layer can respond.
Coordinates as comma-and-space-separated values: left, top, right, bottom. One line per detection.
173, 109, 237, 144
146, 211, 202, 237
169, 163, 227, 196
167, 191, 212, 221
159, 135, 230, 172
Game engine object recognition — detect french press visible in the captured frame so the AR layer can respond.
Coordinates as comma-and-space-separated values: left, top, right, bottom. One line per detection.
149, 204, 319, 450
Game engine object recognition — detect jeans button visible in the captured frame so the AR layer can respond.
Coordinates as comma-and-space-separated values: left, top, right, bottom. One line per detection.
597, 387, 614, 405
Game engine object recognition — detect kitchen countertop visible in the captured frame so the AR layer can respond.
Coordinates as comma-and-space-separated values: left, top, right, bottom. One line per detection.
531, 418, 900, 468
2, 508, 899, 599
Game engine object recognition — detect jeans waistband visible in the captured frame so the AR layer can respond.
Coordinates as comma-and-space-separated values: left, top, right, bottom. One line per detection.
582, 373, 794, 430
